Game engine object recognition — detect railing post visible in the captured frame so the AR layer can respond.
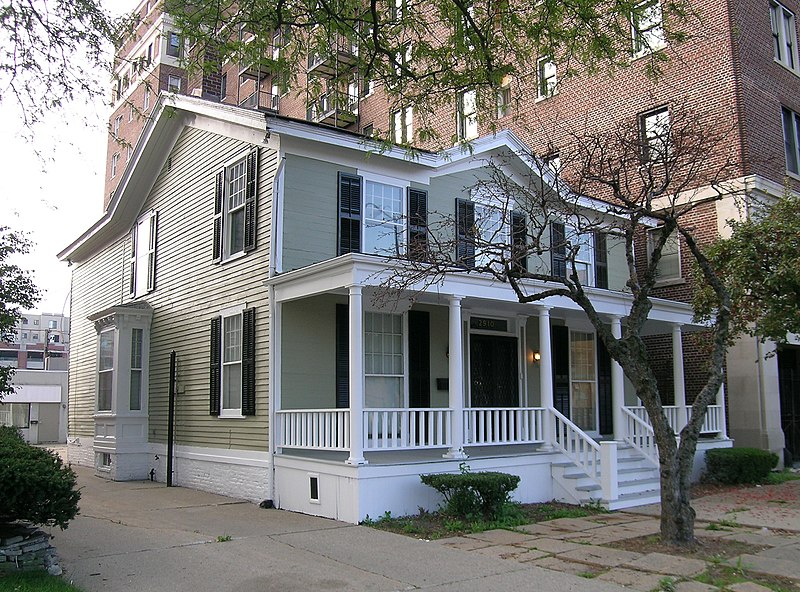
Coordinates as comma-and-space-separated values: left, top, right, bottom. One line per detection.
444, 296, 467, 459
600, 440, 619, 502
672, 323, 688, 433
538, 306, 554, 450
717, 383, 728, 439
610, 316, 626, 440
346, 285, 367, 465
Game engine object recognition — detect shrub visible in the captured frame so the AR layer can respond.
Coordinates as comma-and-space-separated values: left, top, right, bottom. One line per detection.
420, 470, 520, 519
0, 426, 80, 529
705, 447, 778, 484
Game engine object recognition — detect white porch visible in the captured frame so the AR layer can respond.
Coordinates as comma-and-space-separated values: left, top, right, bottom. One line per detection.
268, 255, 730, 523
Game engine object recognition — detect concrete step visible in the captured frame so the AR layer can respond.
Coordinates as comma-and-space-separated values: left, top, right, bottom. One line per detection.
617, 476, 661, 495
606, 489, 662, 511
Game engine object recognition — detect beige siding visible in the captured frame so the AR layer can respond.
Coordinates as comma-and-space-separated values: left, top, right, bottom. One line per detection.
69, 126, 277, 452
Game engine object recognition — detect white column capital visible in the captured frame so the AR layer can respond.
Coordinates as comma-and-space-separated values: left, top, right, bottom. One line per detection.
538, 305, 552, 317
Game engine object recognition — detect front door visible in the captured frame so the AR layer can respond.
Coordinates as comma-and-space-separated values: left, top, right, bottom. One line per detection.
779, 347, 800, 461
469, 334, 519, 407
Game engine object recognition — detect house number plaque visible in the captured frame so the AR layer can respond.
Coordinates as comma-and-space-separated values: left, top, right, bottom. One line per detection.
469, 317, 508, 332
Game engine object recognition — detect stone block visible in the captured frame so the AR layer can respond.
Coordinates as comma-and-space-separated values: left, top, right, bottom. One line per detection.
624, 552, 707, 577
559, 545, 643, 567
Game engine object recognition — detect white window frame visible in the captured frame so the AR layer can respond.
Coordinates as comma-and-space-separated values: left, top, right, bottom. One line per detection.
143, 87, 151, 112
632, 0, 666, 57
111, 152, 120, 178
391, 106, 413, 143
166, 31, 182, 58
129, 328, 143, 411
771, 1, 799, 72
782, 106, 800, 176
223, 155, 248, 259
497, 82, 511, 118
569, 330, 598, 433
564, 221, 595, 286
471, 185, 511, 268
364, 311, 406, 408
640, 106, 670, 162
167, 75, 181, 93
359, 171, 409, 257
130, 210, 157, 298
536, 58, 557, 99
113, 115, 122, 137
97, 329, 115, 413
219, 304, 246, 418
457, 89, 478, 141
647, 227, 681, 281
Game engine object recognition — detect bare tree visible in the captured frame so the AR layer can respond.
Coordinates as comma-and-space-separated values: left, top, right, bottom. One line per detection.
384, 105, 740, 546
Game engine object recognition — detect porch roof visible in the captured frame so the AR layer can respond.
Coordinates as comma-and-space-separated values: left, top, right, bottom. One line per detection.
266, 254, 702, 335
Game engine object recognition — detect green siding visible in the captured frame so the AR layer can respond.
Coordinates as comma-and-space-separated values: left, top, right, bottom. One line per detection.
606, 234, 629, 292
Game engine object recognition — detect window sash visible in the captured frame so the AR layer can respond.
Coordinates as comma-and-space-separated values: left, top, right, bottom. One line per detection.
364, 180, 405, 256
391, 106, 413, 143
458, 90, 478, 140
648, 228, 681, 280
222, 314, 243, 412
783, 107, 800, 174
130, 328, 143, 411
365, 312, 404, 408
641, 108, 670, 161
537, 59, 557, 98
771, 2, 798, 70
632, 0, 665, 55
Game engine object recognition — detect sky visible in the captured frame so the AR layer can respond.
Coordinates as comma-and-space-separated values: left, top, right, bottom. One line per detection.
2, 2, 130, 317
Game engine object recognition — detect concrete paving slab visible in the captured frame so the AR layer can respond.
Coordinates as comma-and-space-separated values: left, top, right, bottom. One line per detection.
513, 549, 553, 562
420, 565, 628, 592
543, 517, 612, 531
596, 567, 667, 591
521, 537, 589, 554
727, 582, 775, 592
559, 545, 643, 567
674, 580, 719, 592
465, 528, 536, 545
471, 544, 531, 560
728, 554, 800, 580
624, 552, 707, 577
528, 556, 606, 576
434, 536, 493, 551
515, 523, 589, 538
721, 532, 782, 547
757, 543, 800, 561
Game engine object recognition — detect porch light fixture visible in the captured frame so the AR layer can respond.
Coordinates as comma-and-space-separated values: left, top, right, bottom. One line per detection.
527, 350, 542, 364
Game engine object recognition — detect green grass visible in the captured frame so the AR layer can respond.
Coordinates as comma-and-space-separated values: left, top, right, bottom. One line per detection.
0, 570, 83, 592
764, 470, 800, 485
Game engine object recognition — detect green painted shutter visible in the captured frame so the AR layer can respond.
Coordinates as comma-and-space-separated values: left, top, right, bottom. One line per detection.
597, 333, 613, 435
408, 310, 430, 408
338, 173, 362, 255
212, 170, 224, 262
407, 188, 428, 261
335, 304, 349, 408
594, 232, 608, 289
244, 148, 258, 253
551, 221, 566, 279
241, 307, 256, 415
210, 316, 221, 415
511, 211, 527, 274
455, 198, 475, 267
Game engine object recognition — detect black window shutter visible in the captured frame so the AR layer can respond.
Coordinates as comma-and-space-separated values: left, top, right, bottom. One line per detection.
213, 170, 224, 262
594, 232, 608, 289
241, 307, 256, 415
335, 303, 349, 408
407, 188, 428, 261
244, 148, 258, 253
551, 221, 567, 279
338, 173, 362, 255
597, 333, 613, 435
552, 324, 570, 417
408, 310, 430, 408
511, 211, 527, 274
210, 316, 222, 415
455, 198, 475, 267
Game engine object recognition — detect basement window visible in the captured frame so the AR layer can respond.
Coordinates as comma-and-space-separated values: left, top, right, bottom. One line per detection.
309, 473, 320, 504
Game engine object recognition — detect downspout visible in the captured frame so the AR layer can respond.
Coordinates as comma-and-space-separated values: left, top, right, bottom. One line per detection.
167, 350, 176, 487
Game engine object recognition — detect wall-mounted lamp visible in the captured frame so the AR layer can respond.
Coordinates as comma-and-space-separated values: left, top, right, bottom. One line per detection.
527, 350, 542, 364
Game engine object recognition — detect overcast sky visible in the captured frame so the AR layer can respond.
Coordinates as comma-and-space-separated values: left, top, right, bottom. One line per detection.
3, 2, 130, 317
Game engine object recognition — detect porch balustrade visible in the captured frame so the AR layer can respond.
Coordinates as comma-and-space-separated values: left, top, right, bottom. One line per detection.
621, 407, 658, 466
276, 409, 350, 451
363, 408, 452, 450
463, 407, 545, 446
625, 405, 725, 436
550, 408, 602, 481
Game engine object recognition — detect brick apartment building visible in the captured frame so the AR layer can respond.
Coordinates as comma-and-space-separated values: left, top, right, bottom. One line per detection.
105, 0, 800, 461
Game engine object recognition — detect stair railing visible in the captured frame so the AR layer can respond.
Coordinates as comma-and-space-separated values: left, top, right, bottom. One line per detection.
621, 406, 658, 467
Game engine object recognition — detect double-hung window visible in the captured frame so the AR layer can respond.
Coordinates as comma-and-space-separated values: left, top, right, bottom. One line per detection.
640, 107, 670, 162
632, 0, 666, 57
771, 2, 799, 72
648, 227, 681, 280
457, 89, 478, 141
364, 312, 404, 408
391, 106, 413, 143
472, 188, 510, 268
456, 186, 524, 270
129, 210, 157, 297
364, 177, 406, 256
213, 149, 258, 262
166, 31, 182, 58
98, 329, 114, 412
111, 153, 120, 178
782, 106, 800, 175
130, 328, 143, 411
537, 58, 557, 99
210, 307, 256, 417
167, 75, 181, 93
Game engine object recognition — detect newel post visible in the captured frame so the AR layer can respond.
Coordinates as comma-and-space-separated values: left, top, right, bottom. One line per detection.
600, 440, 619, 502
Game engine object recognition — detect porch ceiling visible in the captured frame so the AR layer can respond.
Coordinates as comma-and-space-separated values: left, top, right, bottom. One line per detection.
267, 254, 702, 335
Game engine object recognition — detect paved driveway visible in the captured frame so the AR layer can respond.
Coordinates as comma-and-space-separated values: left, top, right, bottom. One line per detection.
51, 466, 628, 592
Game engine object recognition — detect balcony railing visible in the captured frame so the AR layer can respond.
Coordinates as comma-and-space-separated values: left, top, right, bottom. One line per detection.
307, 36, 358, 77
463, 407, 545, 446
239, 90, 280, 112
307, 91, 358, 128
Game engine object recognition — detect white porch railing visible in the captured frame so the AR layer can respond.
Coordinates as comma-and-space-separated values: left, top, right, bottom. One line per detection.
551, 408, 601, 481
621, 407, 658, 467
276, 409, 350, 451
625, 405, 724, 436
464, 407, 545, 446
363, 408, 452, 450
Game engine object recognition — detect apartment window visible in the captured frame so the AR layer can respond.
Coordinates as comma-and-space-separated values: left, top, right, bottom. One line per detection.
640, 107, 670, 162
129, 210, 158, 297
32, 333, 39, 341
544, 153, 561, 176
570, 331, 597, 432
364, 178, 406, 256
129, 104, 134, 122
48, 320, 57, 329
97, 329, 114, 412
113, 115, 122, 138
210, 307, 256, 417
497, 83, 511, 118
213, 149, 258, 262
130, 328, 143, 411
457, 89, 478, 141
648, 228, 681, 280
632, 0, 666, 56
22, 317, 28, 325
0, 350, 18, 368
771, 2, 798, 71
537, 58, 557, 99
220, 73, 227, 99
167, 75, 181, 93
111, 153, 120, 178
21, 333, 28, 340
394, 43, 411, 77
127, 145, 133, 162
0, 403, 30, 428
146, 42, 153, 65
391, 107, 413, 143
782, 106, 800, 175
166, 31, 182, 58
33, 319, 39, 325
143, 88, 151, 112
365, 312, 404, 407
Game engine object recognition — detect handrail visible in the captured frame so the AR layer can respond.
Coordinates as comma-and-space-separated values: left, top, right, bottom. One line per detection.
550, 408, 601, 481
621, 406, 658, 467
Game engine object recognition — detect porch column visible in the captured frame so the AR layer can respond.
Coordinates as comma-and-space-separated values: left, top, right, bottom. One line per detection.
444, 296, 467, 459
538, 306, 554, 448
717, 383, 728, 439
610, 316, 626, 440
672, 323, 687, 432
346, 285, 367, 465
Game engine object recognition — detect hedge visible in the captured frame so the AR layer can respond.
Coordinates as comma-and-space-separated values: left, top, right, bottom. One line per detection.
420, 471, 520, 519
705, 447, 778, 484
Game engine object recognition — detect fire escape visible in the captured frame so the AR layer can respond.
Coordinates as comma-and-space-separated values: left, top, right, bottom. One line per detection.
306, 33, 360, 128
